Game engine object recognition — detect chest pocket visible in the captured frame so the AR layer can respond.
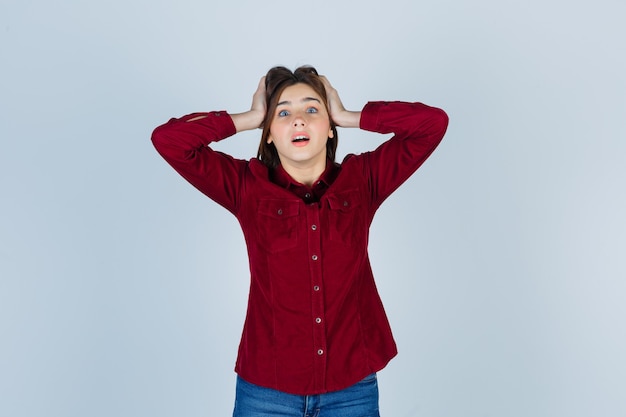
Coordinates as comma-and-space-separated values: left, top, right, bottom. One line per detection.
257, 199, 301, 253
326, 191, 364, 247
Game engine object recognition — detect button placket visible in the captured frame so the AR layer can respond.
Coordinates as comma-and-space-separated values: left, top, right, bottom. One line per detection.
305, 204, 327, 390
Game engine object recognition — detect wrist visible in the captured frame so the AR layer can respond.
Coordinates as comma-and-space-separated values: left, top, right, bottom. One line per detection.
334, 111, 361, 128
232, 110, 264, 132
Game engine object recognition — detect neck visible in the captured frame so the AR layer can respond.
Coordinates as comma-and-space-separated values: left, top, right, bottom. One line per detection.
281, 160, 326, 187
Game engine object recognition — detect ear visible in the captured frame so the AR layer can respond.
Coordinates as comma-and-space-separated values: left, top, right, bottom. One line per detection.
328, 129, 334, 139
267, 135, 273, 144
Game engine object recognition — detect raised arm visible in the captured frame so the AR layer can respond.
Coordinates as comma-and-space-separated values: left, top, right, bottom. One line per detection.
318, 74, 448, 207
359, 100, 449, 208
151, 77, 268, 213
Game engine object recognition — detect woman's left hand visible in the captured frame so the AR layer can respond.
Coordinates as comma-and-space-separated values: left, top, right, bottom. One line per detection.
320, 76, 361, 128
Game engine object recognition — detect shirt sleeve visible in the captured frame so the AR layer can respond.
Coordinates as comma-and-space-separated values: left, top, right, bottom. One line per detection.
357, 101, 449, 209
151, 111, 244, 213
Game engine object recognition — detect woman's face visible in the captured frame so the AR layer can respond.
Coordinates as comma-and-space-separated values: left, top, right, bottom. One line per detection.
267, 83, 333, 172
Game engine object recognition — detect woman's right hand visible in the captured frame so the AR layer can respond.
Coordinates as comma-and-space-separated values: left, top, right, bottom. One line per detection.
232, 76, 267, 132
249, 76, 267, 126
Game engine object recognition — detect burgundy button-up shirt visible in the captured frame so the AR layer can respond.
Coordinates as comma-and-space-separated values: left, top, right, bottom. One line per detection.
152, 101, 448, 395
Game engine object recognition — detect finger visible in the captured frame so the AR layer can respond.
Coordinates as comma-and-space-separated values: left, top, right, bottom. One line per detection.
251, 76, 268, 115
256, 76, 266, 94
319, 75, 333, 91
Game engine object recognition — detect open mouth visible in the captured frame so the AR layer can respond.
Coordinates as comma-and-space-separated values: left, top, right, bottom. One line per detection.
292, 135, 310, 143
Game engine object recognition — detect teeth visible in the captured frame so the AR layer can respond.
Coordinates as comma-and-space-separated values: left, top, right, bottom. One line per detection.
293, 136, 309, 142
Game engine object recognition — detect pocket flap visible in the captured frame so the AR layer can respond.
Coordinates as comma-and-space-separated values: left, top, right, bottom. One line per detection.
327, 191, 360, 211
258, 199, 300, 219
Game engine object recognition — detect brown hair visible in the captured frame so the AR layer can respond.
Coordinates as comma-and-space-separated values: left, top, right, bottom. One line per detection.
257, 66, 338, 169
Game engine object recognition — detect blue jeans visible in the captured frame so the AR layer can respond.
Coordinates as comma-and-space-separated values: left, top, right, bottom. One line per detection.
233, 373, 380, 417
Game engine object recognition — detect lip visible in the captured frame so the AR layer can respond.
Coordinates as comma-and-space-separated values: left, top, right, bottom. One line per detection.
291, 132, 310, 141
291, 132, 310, 147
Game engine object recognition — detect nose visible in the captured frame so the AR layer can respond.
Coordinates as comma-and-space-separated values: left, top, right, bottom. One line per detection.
292, 112, 306, 127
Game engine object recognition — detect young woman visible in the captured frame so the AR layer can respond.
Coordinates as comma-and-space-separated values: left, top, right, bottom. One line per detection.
152, 66, 448, 417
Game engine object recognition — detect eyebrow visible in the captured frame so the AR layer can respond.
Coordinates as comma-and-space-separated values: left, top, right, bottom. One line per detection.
277, 97, 321, 106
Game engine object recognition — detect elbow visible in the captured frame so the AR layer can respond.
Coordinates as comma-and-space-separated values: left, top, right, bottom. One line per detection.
414, 103, 449, 141
432, 107, 449, 140
151, 120, 173, 152
151, 125, 163, 149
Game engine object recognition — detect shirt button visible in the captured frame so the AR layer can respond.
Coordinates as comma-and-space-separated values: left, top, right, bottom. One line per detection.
277, 209, 283, 215
311, 224, 317, 231
313, 285, 320, 291
343, 201, 349, 207
312, 255, 318, 261
317, 349, 324, 356
305, 193, 311, 199
315, 317, 322, 324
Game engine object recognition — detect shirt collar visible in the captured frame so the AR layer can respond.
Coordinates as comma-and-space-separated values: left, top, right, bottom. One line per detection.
270, 161, 340, 202
271, 161, 339, 190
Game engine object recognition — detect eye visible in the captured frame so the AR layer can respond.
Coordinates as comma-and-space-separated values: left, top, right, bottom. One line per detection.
278, 109, 289, 117
306, 107, 318, 113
